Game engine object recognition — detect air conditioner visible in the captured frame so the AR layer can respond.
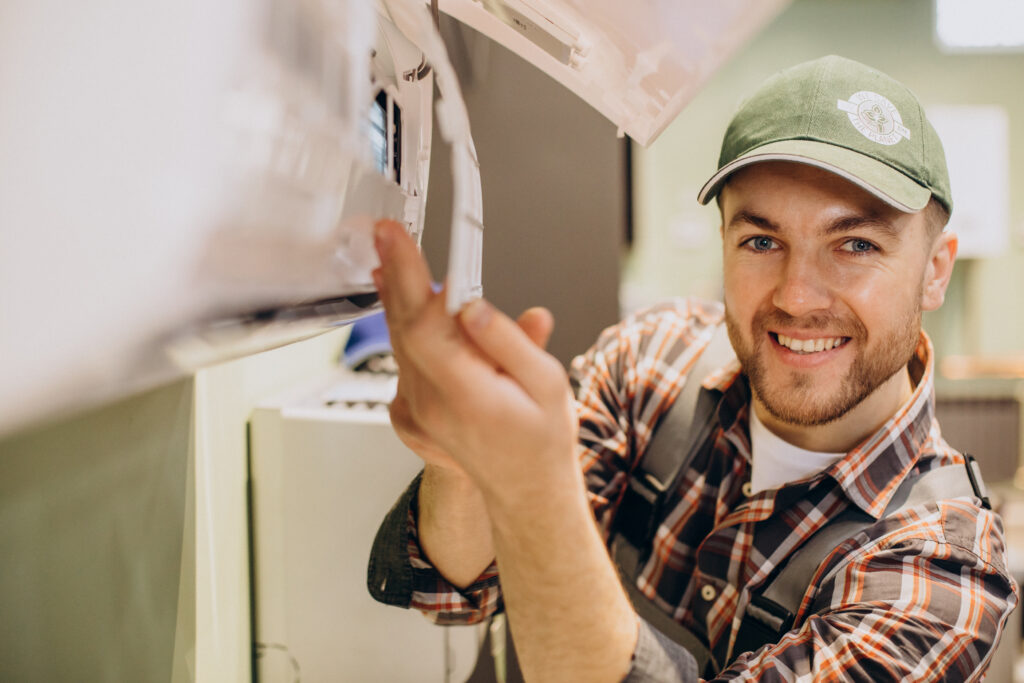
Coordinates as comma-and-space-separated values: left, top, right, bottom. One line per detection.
0, 0, 788, 435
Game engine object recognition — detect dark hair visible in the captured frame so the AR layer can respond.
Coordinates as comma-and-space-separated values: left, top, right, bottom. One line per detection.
924, 197, 950, 244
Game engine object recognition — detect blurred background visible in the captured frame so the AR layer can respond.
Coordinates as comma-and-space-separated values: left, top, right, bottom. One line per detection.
2, 0, 1023, 681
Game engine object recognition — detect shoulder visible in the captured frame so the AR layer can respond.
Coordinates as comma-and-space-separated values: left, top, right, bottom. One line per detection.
570, 297, 727, 430
883, 452, 1008, 573
819, 452, 1013, 601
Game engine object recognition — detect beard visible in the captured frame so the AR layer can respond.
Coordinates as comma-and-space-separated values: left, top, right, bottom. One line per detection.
725, 301, 921, 427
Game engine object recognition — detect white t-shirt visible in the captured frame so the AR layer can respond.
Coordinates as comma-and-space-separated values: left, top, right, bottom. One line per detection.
748, 409, 846, 495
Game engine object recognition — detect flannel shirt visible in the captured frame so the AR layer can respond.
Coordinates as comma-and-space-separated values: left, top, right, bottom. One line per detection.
371, 298, 1018, 681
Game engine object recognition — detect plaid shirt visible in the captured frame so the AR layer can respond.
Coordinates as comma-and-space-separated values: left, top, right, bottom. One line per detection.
399, 298, 1018, 681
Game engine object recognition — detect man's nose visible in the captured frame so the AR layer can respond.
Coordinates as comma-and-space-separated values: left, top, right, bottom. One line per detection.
771, 254, 833, 317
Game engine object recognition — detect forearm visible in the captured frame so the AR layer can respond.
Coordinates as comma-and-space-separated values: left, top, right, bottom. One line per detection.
418, 464, 495, 588
486, 468, 638, 683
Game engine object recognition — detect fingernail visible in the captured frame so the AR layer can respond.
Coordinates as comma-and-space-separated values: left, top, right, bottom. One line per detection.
460, 298, 492, 331
374, 221, 393, 258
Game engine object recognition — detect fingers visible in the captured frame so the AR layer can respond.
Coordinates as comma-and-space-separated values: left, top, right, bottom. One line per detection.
516, 307, 555, 350
373, 219, 434, 328
373, 216, 564, 429
373, 219, 462, 378
372, 219, 485, 405
458, 299, 566, 402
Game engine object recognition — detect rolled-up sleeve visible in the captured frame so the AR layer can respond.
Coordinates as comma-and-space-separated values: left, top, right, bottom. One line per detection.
367, 470, 502, 624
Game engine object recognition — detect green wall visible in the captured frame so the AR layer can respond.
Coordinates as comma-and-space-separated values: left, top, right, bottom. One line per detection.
0, 379, 194, 682
628, 0, 1024, 360
0, 327, 348, 682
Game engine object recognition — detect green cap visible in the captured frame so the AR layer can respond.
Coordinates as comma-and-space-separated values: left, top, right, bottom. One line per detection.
698, 55, 951, 214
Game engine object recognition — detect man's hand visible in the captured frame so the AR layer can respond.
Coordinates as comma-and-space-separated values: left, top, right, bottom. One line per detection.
373, 219, 637, 682
372, 219, 578, 506
387, 308, 557, 475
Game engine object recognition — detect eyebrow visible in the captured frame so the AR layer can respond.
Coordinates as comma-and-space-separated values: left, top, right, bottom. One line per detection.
727, 209, 901, 239
824, 214, 901, 239
727, 210, 780, 233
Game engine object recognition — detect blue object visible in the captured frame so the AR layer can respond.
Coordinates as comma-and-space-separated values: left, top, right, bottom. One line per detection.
342, 311, 392, 369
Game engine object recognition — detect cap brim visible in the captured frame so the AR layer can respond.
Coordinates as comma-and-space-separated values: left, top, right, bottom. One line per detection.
697, 140, 932, 213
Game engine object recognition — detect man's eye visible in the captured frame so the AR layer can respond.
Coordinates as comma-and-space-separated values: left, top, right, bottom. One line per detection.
840, 239, 877, 254
745, 236, 778, 252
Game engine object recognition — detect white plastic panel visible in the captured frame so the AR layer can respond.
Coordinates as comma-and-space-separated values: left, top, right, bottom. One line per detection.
439, 0, 791, 146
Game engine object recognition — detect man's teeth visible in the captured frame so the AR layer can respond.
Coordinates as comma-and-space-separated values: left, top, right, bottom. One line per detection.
775, 334, 847, 353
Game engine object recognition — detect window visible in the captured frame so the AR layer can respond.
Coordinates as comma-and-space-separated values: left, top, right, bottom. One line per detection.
935, 0, 1024, 50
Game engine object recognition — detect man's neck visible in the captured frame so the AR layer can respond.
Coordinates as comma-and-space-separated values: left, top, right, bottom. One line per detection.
752, 367, 915, 453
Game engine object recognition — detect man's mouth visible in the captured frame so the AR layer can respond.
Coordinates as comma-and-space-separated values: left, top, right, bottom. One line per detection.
770, 332, 850, 354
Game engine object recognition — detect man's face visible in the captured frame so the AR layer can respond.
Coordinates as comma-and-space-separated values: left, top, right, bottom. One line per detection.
720, 162, 944, 427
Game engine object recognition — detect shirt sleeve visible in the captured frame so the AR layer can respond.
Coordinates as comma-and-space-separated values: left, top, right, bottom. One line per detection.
624, 616, 701, 682
709, 504, 1020, 681
366, 469, 502, 625
406, 505, 503, 624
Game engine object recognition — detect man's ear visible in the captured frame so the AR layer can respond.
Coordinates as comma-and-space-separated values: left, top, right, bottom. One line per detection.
921, 230, 958, 312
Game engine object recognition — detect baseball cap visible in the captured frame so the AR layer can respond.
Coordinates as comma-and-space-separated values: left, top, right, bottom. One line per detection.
697, 55, 951, 214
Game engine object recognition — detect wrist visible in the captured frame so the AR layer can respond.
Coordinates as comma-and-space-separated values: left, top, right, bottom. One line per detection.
420, 463, 486, 516
483, 464, 591, 538
423, 461, 473, 486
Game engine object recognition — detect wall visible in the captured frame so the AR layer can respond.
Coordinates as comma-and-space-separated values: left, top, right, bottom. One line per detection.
0, 379, 194, 682
628, 0, 1024, 361
423, 16, 627, 368
0, 329, 347, 683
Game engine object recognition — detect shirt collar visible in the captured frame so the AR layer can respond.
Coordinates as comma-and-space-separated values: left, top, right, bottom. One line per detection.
826, 332, 935, 517
702, 353, 741, 393
701, 330, 937, 518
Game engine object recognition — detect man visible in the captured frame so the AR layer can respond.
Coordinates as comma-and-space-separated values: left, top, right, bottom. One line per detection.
367, 56, 1018, 681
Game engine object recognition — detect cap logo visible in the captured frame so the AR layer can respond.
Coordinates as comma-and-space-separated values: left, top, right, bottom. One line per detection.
836, 91, 911, 146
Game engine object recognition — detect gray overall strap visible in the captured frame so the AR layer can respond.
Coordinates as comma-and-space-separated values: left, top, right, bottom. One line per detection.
643, 323, 735, 490
734, 456, 990, 659
611, 322, 734, 677
612, 322, 734, 561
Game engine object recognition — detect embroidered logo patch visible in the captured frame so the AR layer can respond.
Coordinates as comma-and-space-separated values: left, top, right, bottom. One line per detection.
836, 91, 911, 146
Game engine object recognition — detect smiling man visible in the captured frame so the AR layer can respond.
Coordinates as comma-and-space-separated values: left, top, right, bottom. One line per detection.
720, 162, 947, 454
368, 56, 1018, 681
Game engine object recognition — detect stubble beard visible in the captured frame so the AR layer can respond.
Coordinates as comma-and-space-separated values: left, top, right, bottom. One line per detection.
725, 303, 921, 427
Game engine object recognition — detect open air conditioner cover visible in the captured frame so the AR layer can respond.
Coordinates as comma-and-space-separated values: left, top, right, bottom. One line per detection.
440, 0, 789, 146
0, 0, 787, 436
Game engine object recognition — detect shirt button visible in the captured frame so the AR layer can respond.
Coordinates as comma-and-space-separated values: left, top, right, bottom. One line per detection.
742, 481, 753, 497
701, 584, 717, 601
